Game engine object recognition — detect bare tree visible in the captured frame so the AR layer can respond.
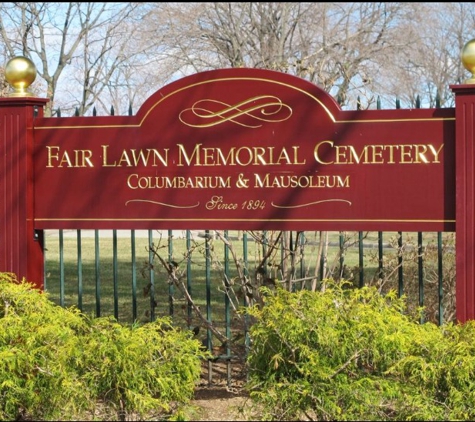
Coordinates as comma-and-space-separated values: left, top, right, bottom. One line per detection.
1, 3, 473, 112
0, 2, 159, 116
378, 3, 475, 108
0, 67, 10, 97
141, 3, 423, 109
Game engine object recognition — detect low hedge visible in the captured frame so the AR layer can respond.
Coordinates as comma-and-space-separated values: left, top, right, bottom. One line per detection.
0, 272, 209, 421
245, 281, 475, 421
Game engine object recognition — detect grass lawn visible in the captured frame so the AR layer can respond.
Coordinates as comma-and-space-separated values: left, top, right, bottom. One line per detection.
43, 229, 455, 328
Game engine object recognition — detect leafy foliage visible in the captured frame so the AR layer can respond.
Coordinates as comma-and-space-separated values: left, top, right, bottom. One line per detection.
0, 272, 209, 421
245, 281, 475, 421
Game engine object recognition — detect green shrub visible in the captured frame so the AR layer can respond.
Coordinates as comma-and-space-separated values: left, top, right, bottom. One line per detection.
0, 272, 209, 421
0, 273, 89, 420
245, 281, 475, 421
78, 316, 207, 420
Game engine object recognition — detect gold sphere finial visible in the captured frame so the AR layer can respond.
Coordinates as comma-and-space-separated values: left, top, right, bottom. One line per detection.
4, 56, 37, 97
462, 39, 475, 84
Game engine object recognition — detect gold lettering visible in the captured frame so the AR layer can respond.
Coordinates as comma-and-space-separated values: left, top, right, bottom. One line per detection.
117, 150, 132, 167
254, 173, 349, 188
235, 147, 253, 166
177, 143, 201, 166
202, 148, 215, 165
400, 145, 413, 163
254, 147, 268, 165
127, 173, 231, 189
413, 145, 429, 164
314, 141, 444, 165
177, 144, 305, 166
205, 195, 238, 210
74, 149, 94, 167
103, 145, 169, 167
292, 146, 306, 165
58, 152, 73, 167
127, 174, 138, 189
347, 145, 368, 164
314, 140, 334, 164
102, 145, 116, 167
386, 145, 397, 164
370, 145, 384, 164
46, 146, 94, 168
276, 147, 292, 164
46, 146, 59, 168
428, 144, 444, 163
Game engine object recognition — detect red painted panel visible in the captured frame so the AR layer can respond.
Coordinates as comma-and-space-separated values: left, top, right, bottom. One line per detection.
0, 98, 48, 287
452, 85, 475, 323
33, 68, 455, 231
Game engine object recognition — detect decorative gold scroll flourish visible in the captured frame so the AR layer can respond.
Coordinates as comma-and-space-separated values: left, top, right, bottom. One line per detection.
125, 199, 200, 209
271, 199, 352, 209
179, 95, 292, 128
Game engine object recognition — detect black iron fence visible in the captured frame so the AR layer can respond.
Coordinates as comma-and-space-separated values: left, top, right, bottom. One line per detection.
43, 229, 455, 385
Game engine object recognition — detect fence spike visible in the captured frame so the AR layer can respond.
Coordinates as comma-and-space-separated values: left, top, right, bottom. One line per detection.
396, 97, 401, 109
416, 95, 421, 109
93, 107, 97, 117
337, 93, 343, 105
110, 105, 115, 116
436, 91, 441, 108
377, 96, 381, 110
57, 107, 61, 118
74, 107, 79, 117
128, 103, 133, 116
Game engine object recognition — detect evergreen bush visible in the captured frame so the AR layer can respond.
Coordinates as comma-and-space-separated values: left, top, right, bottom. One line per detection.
245, 281, 475, 421
0, 272, 209, 421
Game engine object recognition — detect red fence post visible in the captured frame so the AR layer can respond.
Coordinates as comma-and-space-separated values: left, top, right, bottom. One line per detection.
452, 83, 475, 323
0, 57, 48, 288
451, 39, 475, 323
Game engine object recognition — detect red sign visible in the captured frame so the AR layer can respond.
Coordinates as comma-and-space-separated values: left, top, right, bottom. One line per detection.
33, 68, 455, 231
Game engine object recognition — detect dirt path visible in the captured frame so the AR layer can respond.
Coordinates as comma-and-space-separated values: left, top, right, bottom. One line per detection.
191, 387, 250, 421
189, 359, 254, 421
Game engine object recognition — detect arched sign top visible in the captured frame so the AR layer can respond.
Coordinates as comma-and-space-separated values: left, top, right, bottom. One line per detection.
135, 67, 342, 128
